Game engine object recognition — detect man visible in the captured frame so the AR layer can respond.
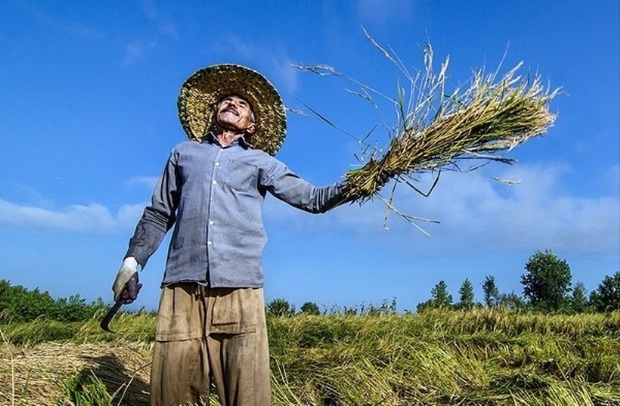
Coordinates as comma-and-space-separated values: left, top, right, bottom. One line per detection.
111, 64, 348, 406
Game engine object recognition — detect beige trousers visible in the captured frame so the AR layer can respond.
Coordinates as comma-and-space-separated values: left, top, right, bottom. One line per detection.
149, 284, 270, 406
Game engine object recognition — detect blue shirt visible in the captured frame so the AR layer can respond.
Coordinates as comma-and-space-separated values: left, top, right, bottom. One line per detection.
126, 134, 347, 288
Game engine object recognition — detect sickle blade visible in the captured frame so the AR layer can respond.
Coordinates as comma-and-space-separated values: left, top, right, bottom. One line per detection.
100, 299, 124, 333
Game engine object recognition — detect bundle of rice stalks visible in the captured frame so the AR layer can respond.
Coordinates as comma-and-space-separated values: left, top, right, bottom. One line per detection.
344, 62, 557, 203
346, 46, 559, 202
296, 34, 559, 221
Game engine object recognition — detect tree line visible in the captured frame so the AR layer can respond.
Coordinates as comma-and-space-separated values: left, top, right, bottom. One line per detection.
415, 250, 620, 314
266, 250, 620, 316
0, 279, 108, 323
266, 250, 619, 316
1, 250, 619, 323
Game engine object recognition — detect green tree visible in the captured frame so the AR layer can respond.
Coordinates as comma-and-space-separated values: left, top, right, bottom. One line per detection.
0, 279, 118, 323
300, 301, 320, 315
497, 292, 527, 312
571, 282, 589, 313
431, 280, 453, 308
590, 271, 620, 312
457, 279, 475, 310
482, 275, 500, 307
364, 298, 398, 316
415, 299, 434, 313
0, 283, 56, 322
266, 298, 294, 317
416, 281, 453, 312
521, 250, 572, 311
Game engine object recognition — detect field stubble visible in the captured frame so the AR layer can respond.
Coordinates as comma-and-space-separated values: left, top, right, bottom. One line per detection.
1, 308, 619, 405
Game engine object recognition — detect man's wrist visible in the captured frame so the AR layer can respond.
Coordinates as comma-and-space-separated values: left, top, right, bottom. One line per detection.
122, 257, 140, 271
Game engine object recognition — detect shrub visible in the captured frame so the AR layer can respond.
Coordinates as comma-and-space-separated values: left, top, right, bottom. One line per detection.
0, 279, 106, 324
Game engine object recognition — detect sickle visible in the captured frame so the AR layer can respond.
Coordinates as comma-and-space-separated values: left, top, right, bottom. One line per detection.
100, 273, 142, 333
100, 299, 125, 333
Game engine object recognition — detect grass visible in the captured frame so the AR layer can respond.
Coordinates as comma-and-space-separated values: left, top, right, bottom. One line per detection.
267, 310, 620, 405
1, 308, 619, 405
61, 372, 116, 406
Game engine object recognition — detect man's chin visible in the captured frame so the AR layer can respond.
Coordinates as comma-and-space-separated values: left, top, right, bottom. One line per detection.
219, 111, 239, 121
216, 122, 244, 133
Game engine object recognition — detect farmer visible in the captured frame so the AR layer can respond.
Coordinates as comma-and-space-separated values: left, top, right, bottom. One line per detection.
111, 64, 348, 406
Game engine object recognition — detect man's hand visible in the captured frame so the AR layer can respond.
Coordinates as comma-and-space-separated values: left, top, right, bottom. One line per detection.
112, 257, 141, 303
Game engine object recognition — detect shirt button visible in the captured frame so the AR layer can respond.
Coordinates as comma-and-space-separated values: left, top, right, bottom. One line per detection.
212, 180, 217, 185
207, 241, 212, 246
209, 221, 214, 226
215, 162, 220, 167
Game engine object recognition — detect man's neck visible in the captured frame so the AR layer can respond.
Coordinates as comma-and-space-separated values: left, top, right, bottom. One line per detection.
216, 130, 244, 147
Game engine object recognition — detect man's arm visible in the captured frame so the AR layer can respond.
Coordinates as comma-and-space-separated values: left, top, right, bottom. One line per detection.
125, 151, 180, 267
261, 158, 349, 213
111, 150, 179, 301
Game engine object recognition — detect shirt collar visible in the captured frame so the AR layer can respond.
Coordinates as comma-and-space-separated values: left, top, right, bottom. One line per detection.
202, 131, 252, 150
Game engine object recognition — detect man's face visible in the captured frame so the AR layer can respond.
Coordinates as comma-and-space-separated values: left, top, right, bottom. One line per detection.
215, 95, 256, 134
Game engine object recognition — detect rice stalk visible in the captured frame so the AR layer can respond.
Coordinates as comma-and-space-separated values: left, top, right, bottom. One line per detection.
0, 328, 16, 405
0, 339, 152, 405
295, 35, 559, 229
508, 377, 612, 406
271, 359, 304, 405
4, 311, 620, 404
61, 371, 113, 406
343, 55, 559, 203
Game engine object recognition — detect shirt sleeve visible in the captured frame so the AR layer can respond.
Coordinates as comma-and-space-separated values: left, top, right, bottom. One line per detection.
260, 157, 348, 213
125, 150, 180, 267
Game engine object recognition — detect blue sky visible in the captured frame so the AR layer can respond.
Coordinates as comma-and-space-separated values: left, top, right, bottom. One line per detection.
1, 0, 618, 312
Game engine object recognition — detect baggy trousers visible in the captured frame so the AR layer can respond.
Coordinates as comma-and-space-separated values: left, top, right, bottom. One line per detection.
149, 284, 270, 406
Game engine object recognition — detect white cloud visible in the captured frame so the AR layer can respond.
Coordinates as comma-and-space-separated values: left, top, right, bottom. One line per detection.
127, 176, 159, 190
17, 1, 104, 41
266, 162, 620, 257
123, 39, 156, 66
212, 34, 300, 96
221, 34, 256, 60
0, 199, 145, 233
418, 164, 617, 255
120, 0, 177, 65
605, 164, 620, 192
140, 0, 178, 39
4, 162, 615, 259
272, 59, 300, 96
356, 0, 414, 26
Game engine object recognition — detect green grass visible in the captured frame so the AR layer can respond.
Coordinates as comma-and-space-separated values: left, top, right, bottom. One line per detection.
1, 308, 619, 405
61, 373, 115, 406
267, 310, 620, 405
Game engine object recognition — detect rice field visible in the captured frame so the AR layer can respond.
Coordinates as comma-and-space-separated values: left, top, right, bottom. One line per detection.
1, 308, 619, 405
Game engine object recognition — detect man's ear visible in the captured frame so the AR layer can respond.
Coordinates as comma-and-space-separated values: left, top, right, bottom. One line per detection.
246, 122, 256, 135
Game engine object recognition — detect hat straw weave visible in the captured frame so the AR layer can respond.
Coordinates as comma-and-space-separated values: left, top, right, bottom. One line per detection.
178, 64, 287, 155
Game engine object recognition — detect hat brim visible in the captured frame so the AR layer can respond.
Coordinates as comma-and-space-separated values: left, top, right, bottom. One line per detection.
177, 64, 286, 156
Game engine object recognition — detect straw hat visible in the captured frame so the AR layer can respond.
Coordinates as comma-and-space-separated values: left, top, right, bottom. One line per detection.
178, 64, 287, 155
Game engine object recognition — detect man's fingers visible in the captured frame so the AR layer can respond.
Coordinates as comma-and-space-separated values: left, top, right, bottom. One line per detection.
113, 257, 141, 303
123, 275, 142, 303
113, 272, 132, 301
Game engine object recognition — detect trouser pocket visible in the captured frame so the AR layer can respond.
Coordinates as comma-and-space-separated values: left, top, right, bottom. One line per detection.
155, 284, 205, 342
209, 287, 262, 334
